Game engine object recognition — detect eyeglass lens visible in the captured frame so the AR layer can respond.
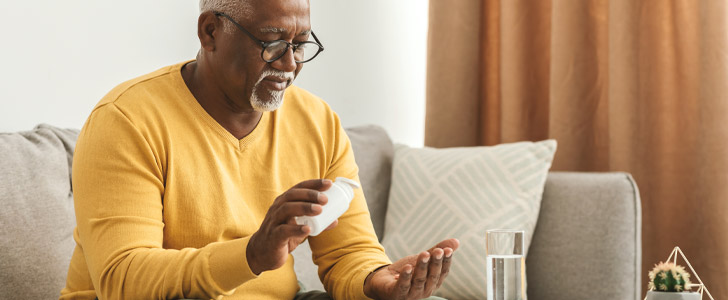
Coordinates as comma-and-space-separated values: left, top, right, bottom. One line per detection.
263, 41, 321, 63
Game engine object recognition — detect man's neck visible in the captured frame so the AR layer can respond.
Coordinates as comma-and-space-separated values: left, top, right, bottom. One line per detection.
181, 60, 263, 140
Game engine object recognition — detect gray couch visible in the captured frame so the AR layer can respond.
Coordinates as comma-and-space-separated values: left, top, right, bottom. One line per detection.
0, 124, 642, 299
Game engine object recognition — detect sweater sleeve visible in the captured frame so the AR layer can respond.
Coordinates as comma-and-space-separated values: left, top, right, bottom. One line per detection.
308, 112, 392, 300
72, 104, 257, 300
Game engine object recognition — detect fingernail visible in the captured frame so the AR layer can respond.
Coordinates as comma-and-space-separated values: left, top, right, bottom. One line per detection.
323, 179, 332, 184
445, 252, 452, 258
422, 256, 430, 263
406, 268, 412, 274
312, 204, 322, 212
435, 252, 443, 260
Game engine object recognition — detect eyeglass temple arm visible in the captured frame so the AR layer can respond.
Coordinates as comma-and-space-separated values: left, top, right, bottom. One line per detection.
215, 11, 323, 52
311, 31, 324, 50
213, 11, 267, 48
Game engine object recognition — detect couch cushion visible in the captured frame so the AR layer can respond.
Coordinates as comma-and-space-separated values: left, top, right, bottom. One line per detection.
0, 124, 79, 299
381, 140, 556, 299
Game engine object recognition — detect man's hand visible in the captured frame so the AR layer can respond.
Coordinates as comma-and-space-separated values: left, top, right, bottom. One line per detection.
247, 179, 337, 275
364, 239, 460, 300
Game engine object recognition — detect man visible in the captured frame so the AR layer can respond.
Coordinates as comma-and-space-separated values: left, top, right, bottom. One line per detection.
61, 0, 458, 299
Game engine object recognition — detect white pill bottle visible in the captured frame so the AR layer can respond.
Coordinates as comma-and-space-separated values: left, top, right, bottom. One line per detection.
295, 177, 361, 236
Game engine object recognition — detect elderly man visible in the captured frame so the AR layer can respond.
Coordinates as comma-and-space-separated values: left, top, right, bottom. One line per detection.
60, 0, 458, 299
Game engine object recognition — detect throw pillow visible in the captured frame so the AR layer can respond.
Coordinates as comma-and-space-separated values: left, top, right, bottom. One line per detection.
0, 124, 80, 299
381, 140, 556, 299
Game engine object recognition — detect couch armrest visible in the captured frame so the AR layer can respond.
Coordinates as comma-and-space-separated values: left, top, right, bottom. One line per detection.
526, 172, 642, 300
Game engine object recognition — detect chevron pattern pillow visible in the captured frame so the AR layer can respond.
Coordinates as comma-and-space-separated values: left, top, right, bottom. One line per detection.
381, 140, 557, 299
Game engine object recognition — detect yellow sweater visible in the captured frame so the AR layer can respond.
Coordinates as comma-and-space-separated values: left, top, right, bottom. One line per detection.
61, 61, 390, 300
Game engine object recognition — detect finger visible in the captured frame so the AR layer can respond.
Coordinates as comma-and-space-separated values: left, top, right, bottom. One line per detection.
282, 188, 329, 205
274, 201, 323, 224
395, 264, 413, 300
273, 223, 311, 244
429, 238, 460, 252
436, 247, 454, 289
323, 219, 339, 231
408, 251, 430, 298
424, 248, 444, 294
292, 178, 334, 192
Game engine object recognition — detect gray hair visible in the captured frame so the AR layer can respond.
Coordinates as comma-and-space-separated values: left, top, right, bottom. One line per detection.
199, 0, 254, 33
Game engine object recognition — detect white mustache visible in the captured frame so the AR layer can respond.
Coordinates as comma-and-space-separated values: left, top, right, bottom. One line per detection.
259, 69, 294, 84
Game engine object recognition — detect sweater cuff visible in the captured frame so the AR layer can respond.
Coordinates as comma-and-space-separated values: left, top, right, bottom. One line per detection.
353, 264, 388, 300
208, 236, 258, 291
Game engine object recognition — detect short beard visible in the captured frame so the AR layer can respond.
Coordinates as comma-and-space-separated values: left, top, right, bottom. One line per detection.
250, 69, 294, 112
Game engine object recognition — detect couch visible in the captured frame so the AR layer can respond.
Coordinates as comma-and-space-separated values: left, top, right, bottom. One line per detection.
0, 124, 642, 299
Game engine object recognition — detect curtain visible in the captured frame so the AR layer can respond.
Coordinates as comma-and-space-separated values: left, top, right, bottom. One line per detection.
426, 0, 728, 297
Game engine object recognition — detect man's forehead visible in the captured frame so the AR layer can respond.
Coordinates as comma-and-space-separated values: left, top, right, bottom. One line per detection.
243, 0, 310, 34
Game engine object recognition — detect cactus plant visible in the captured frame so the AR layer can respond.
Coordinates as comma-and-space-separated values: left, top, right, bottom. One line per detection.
648, 262, 692, 292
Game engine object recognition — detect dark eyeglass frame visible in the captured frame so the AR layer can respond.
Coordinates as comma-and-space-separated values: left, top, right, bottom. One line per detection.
214, 11, 324, 64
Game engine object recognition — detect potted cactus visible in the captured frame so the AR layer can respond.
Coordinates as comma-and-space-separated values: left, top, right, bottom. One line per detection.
645, 262, 699, 300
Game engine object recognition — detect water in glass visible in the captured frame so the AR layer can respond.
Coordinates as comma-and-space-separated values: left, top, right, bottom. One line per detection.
486, 254, 524, 300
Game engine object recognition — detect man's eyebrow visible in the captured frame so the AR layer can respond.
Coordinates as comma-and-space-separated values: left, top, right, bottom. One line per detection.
260, 26, 286, 33
259, 26, 311, 37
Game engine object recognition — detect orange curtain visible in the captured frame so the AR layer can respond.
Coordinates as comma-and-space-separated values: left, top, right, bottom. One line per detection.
426, 0, 728, 297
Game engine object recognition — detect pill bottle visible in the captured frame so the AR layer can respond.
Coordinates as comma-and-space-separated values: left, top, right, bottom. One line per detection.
295, 177, 360, 236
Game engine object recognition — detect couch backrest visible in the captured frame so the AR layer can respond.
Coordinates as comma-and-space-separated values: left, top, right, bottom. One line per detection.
0, 124, 80, 299
527, 172, 642, 300
344, 125, 394, 239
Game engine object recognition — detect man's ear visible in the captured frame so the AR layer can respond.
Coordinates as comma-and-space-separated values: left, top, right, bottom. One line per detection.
198, 11, 219, 51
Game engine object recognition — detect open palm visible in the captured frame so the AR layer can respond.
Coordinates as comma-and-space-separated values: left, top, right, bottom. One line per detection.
365, 239, 459, 300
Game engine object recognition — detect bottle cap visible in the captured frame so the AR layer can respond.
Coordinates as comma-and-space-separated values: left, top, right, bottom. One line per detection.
335, 177, 361, 189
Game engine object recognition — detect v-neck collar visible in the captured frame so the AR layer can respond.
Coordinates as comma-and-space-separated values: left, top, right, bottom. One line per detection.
173, 60, 269, 151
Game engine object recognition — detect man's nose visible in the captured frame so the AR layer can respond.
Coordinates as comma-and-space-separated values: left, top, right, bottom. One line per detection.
271, 47, 297, 73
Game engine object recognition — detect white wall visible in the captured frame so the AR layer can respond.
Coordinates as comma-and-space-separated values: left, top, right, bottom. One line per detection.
0, 1, 428, 146
295, 1, 429, 146
0, 1, 200, 133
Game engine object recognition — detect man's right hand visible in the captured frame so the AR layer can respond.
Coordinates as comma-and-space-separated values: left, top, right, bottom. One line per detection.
246, 179, 335, 275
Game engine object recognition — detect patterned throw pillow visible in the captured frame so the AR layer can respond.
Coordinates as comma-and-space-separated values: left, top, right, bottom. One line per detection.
381, 140, 557, 299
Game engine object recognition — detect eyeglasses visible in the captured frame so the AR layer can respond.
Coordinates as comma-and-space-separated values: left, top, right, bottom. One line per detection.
214, 11, 324, 64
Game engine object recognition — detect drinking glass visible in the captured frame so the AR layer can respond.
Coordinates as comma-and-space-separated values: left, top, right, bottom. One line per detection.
486, 229, 526, 300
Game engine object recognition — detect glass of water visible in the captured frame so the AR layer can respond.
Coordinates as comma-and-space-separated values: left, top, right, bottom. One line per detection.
486, 229, 526, 300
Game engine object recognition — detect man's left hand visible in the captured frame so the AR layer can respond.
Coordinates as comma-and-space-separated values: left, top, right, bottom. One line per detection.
363, 238, 459, 300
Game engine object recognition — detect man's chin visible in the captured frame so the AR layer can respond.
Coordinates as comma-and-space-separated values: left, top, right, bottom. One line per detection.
251, 91, 285, 112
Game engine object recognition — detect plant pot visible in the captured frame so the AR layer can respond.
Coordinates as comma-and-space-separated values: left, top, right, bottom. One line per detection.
646, 291, 700, 300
